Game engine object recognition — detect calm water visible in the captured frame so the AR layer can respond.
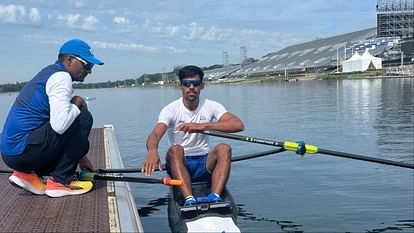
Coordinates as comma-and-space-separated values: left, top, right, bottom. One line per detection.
1, 78, 413, 232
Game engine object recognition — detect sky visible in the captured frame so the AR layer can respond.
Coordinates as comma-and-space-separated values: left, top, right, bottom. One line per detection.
0, 0, 378, 84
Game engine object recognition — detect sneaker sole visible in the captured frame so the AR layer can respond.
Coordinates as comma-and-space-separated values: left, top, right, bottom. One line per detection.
9, 176, 45, 195
45, 188, 92, 198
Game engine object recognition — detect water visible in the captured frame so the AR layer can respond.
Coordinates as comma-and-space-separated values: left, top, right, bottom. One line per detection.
1, 78, 413, 232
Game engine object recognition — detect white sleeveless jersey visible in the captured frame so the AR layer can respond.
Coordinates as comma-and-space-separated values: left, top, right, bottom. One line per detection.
158, 97, 227, 156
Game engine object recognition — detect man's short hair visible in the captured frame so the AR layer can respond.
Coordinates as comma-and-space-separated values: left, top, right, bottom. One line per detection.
178, 65, 204, 81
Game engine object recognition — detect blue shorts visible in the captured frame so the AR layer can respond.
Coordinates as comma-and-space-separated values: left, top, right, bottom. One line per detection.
166, 154, 211, 182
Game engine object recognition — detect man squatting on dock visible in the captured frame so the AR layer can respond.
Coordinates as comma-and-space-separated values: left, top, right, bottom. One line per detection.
141, 65, 245, 206
1, 39, 103, 198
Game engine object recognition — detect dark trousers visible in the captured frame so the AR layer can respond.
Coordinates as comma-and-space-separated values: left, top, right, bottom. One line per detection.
2, 108, 93, 185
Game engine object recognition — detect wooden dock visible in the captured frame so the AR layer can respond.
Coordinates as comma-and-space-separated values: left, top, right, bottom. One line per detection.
0, 125, 143, 232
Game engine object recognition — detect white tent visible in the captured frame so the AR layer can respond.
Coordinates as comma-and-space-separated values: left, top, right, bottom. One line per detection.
343, 50, 382, 72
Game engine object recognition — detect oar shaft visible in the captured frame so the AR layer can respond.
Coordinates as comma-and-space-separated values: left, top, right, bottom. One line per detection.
202, 130, 414, 169
99, 150, 285, 174
319, 148, 414, 169
203, 130, 284, 147
94, 174, 182, 186
231, 148, 285, 162
98, 164, 166, 174
0, 169, 12, 174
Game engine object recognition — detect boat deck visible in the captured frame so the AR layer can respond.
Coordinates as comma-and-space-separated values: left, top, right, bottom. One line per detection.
0, 125, 143, 232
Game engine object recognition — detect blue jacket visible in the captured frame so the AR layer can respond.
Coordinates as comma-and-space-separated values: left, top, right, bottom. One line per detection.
1, 62, 66, 156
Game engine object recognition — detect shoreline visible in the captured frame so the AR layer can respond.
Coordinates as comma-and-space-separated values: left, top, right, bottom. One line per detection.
1, 75, 413, 94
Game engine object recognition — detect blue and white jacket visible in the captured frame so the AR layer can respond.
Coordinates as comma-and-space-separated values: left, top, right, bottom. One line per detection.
1, 61, 81, 156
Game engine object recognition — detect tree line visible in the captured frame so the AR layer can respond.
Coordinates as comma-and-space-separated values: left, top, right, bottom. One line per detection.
0, 63, 253, 93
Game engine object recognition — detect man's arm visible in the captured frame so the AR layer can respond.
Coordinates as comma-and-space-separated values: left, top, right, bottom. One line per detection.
141, 123, 167, 176
46, 72, 81, 134
176, 112, 244, 133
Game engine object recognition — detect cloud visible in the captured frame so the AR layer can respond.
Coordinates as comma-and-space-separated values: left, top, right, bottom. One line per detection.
0, 4, 25, 23
143, 20, 226, 40
57, 14, 80, 27
112, 16, 130, 24
70, 0, 86, 8
183, 22, 229, 41
91, 40, 185, 54
165, 25, 179, 36
0, 4, 40, 24
82, 15, 98, 30
56, 14, 98, 31
28, 8, 41, 23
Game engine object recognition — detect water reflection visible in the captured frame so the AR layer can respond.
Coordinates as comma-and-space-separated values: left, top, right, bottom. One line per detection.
238, 203, 303, 232
374, 78, 414, 162
137, 195, 168, 217
367, 219, 414, 233
137, 195, 305, 233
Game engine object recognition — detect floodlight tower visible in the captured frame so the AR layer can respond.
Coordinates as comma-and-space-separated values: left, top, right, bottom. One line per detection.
223, 51, 229, 66
240, 46, 247, 64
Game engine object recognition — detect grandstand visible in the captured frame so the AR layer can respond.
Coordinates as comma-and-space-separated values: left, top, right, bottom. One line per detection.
204, 65, 241, 81
202, 0, 413, 80
205, 28, 403, 80
231, 28, 379, 78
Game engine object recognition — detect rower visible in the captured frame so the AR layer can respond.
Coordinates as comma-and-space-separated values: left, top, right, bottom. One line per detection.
141, 65, 244, 206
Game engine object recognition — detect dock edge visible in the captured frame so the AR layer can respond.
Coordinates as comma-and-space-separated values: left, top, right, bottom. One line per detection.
104, 124, 144, 233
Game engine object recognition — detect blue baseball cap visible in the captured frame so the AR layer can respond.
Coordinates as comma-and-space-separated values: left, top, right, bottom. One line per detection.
59, 39, 104, 65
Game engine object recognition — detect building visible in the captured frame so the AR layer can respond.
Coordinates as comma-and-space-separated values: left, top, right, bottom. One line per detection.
376, 0, 414, 38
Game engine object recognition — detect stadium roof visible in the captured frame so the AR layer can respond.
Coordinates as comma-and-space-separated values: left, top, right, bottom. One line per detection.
204, 65, 241, 80
234, 27, 378, 76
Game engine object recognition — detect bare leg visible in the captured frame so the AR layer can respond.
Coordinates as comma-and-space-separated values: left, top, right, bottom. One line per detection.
166, 145, 193, 198
206, 143, 232, 195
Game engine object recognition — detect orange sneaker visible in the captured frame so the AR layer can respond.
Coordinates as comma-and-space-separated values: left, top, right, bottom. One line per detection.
45, 178, 93, 198
9, 171, 46, 195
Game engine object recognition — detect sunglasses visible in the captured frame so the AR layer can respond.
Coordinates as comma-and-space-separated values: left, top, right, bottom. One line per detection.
180, 79, 202, 87
72, 55, 94, 70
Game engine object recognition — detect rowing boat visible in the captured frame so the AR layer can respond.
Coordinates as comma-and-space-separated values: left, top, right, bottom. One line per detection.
167, 181, 241, 232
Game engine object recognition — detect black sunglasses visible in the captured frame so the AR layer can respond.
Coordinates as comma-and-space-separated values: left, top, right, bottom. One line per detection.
72, 55, 94, 71
181, 79, 202, 87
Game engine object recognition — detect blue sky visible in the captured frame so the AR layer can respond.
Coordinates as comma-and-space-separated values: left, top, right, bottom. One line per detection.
0, 0, 378, 84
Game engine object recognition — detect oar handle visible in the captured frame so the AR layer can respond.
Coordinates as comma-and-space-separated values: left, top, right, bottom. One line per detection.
162, 178, 183, 186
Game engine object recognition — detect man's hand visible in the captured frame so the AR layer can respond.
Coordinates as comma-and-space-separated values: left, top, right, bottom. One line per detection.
71, 96, 87, 109
176, 123, 205, 133
141, 151, 163, 176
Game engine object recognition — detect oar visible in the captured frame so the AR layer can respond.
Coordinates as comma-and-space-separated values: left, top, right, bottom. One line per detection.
79, 169, 182, 186
97, 148, 286, 174
0, 169, 12, 174
97, 165, 165, 174
1, 148, 284, 179
0, 169, 182, 186
231, 148, 285, 162
201, 130, 414, 169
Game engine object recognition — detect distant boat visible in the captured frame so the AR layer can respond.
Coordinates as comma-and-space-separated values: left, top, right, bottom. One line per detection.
85, 96, 96, 101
